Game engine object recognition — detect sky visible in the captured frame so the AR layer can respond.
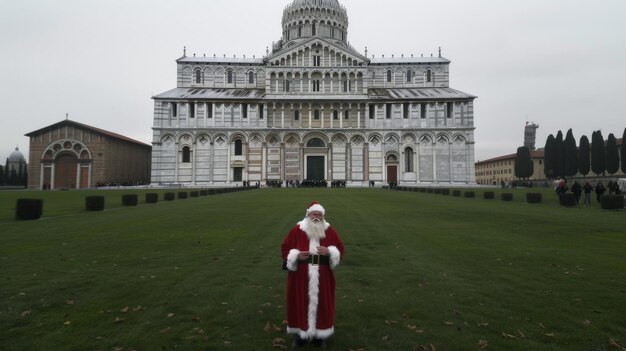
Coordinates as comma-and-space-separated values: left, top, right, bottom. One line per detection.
1, 0, 625, 163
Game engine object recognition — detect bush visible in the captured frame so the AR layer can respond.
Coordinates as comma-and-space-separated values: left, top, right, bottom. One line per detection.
164, 192, 175, 201
85, 196, 105, 211
199, 190, 208, 196
452, 190, 461, 197
190, 191, 199, 198
434, 188, 442, 194
145, 193, 158, 204
15, 199, 43, 220
559, 193, 577, 207
526, 193, 542, 204
122, 194, 138, 207
464, 191, 475, 198
427, 188, 434, 193
501, 193, 513, 202
441, 189, 450, 196
178, 192, 188, 199
484, 191, 495, 200
600, 195, 624, 210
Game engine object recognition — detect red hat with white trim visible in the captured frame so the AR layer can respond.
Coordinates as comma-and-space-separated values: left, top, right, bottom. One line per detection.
306, 201, 325, 216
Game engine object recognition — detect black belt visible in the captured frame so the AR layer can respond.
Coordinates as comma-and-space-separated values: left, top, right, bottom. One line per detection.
300, 255, 330, 266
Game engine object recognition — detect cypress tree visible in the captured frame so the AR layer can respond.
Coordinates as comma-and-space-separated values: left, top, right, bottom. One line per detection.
605, 133, 619, 175
563, 129, 579, 177
0, 165, 4, 185
591, 130, 606, 176
544, 134, 556, 178
515, 146, 533, 179
620, 128, 626, 174
578, 135, 591, 176
554, 131, 564, 178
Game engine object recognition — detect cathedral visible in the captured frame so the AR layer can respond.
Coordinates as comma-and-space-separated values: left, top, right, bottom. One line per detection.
150, 0, 477, 187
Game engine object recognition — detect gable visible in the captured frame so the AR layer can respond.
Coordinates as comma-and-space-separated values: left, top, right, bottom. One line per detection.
266, 37, 368, 67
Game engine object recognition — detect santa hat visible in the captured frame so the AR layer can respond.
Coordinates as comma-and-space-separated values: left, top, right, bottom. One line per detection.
306, 201, 325, 216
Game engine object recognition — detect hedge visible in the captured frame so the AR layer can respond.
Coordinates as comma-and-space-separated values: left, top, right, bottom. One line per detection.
441, 189, 450, 196
464, 191, 475, 198
122, 194, 138, 207
484, 191, 495, 200
559, 193, 577, 207
199, 190, 208, 196
526, 193, 542, 204
178, 192, 188, 199
145, 193, 158, 204
452, 190, 461, 197
501, 193, 513, 202
190, 191, 199, 198
600, 195, 624, 210
164, 192, 175, 201
85, 196, 105, 211
15, 199, 43, 220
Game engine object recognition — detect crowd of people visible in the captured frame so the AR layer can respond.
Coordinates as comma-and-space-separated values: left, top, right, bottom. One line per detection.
555, 179, 622, 205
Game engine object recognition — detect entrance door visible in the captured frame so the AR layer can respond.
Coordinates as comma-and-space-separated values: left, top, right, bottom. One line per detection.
306, 156, 325, 180
233, 167, 243, 182
80, 166, 90, 189
387, 165, 398, 184
55, 154, 78, 189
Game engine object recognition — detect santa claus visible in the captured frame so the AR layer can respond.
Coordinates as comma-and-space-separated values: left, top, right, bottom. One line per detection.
281, 201, 345, 348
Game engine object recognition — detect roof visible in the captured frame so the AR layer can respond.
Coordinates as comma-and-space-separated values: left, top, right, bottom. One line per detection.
370, 57, 450, 65
369, 87, 477, 101
25, 120, 151, 148
177, 56, 264, 65
154, 88, 266, 100
475, 149, 545, 165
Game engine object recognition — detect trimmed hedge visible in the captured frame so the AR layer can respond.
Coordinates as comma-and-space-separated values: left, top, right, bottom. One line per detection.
199, 190, 208, 196
441, 189, 450, 196
434, 188, 442, 194
464, 191, 475, 198
501, 193, 513, 202
122, 194, 138, 207
526, 193, 542, 204
15, 199, 43, 220
427, 188, 434, 193
164, 192, 175, 201
190, 191, 199, 198
559, 193, 577, 207
85, 196, 105, 211
600, 195, 624, 210
452, 190, 461, 197
178, 192, 188, 199
484, 191, 495, 200
145, 193, 158, 204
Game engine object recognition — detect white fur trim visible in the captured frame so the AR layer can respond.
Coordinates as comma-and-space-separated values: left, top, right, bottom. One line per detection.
287, 327, 334, 340
286, 249, 300, 272
306, 204, 325, 216
328, 246, 341, 270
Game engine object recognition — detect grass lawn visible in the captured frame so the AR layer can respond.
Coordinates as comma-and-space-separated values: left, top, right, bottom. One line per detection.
0, 188, 624, 350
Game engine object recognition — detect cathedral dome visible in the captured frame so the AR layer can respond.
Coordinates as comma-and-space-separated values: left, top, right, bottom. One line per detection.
8, 147, 25, 163
281, 0, 349, 47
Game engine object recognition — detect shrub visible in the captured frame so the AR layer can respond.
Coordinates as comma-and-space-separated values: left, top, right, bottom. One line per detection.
199, 190, 208, 196
441, 189, 450, 196
501, 193, 513, 202
178, 192, 188, 199
164, 192, 175, 201
85, 196, 105, 211
15, 199, 44, 220
419, 188, 426, 193
464, 191, 475, 198
145, 193, 158, 204
122, 194, 138, 207
484, 191, 495, 200
190, 191, 199, 198
427, 188, 434, 193
526, 193, 542, 204
452, 190, 461, 197
434, 188, 442, 194
559, 193, 577, 207
600, 195, 624, 210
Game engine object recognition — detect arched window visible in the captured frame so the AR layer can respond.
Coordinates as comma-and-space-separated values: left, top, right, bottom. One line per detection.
406, 70, 412, 82
248, 71, 254, 84
387, 70, 392, 83
307, 138, 326, 147
294, 110, 300, 121
195, 70, 202, 84
227, 70, 233, 84
405, 147, 414, 172
426, 69, 432, 83
333, 110, 339, 120
312, 23, 317, 36
182, 146, 191, 163
234, 140, 243, 156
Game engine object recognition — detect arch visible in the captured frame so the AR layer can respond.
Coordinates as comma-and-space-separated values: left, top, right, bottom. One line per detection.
181, 146, 192, 163
404, 146, 415, 172
385, 151, 400, 162
283, 132, 302, 144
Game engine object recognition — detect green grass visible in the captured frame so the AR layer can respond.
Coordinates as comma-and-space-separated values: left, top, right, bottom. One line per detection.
0, 188, 624, 350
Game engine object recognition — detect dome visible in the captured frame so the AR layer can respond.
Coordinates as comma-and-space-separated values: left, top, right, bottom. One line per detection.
9, 147, 25, 163
281, 0, 349, 48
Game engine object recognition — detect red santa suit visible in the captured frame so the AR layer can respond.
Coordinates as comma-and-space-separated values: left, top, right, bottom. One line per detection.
281, 203, 344, 340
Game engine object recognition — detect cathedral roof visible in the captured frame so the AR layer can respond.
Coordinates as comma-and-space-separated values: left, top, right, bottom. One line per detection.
154, 88, 266, 101
370, 57, 451, 65
25, 120, 151, 148
369, 88, 477, 101
177, 56, 264, 65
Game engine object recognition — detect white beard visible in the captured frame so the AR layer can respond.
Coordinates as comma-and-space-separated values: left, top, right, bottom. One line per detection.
301, 217, 326, 241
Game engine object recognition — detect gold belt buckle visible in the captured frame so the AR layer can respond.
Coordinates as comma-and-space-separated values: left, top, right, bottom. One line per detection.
311, 254, 320, 266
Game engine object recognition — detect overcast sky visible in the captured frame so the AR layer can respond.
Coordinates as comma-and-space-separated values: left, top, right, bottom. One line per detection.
1, 0, 625, 164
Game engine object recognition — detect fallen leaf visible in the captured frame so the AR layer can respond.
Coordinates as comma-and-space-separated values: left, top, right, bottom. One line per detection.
382, 335, 390, 341
113, 317, 125, 323
65, 300, 75, 305
608, 338, 622, 349
443, 321, 454, 326
538, 323, 547, 329
478, 340, 489, 349
64, 321, 71, 326
160, 327, 171, 334
132, 306, 143, 311
385, 320, 399, 325
502, 332, 516, 339
273, 324, 282, 332
430, 344, 437, 351
407, 325, 417, 330
543, 333, 555, 338
120, 306, 129, 313
21, 310, 32, 317
263, 321, 271, 333
167, 313, 175, 318
415, 329, 424, 334
517, 330, 526, 338
582, 320, 591, 326
192, 316, 201, 322
223, 340, 231, 345
478, 322, 489, 328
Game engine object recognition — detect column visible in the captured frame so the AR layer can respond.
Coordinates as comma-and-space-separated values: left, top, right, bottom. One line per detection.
39, 165, 45, 190
174, 143, 180, 183
209, 142, 214, 184
192, 142, 197, 184
357, 105, 361, 129
308, 109, 312, 128
363, 143, 369, 181
75, 162, 81, 189
262, 142, 267, 182
281, 108, 285, 128
339, 107, 343, 129
321, 107, 325, 129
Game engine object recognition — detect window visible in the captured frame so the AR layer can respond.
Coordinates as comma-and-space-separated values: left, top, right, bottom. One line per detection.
369, 104, 375, 119
227, 70, 233, 84
312, 23, 316, 36
405, 147, 414, 172
314, 110, 320, 120
386, 104, 392, 119
312, 80, 321, 92
259, 104, 264, 119
387, 70, 392, 83
242, 104, 248, 119
207, 103, 213, 118
294, 110, 300, 121
403, 103, 409, 119
406, 70, 412, 82
171, 103, 178, 118
426, 69, 432, 83
195, 70, 202, 84
182, 146, 191, 163
333, 110, 339, 120
344, 110, 349, 120
248, 71, 254, 84
313, 56, 321, 67
298, 26, 302, 37
330, 27, 335, 38
420, 103, 427, 119
234, 140, 243, 156
189, 103, 195, 118
343, 79, 348, 92
285, 80, 290, 92
446, 103, 453, 118
307, 138, 325, 147
233, 167, 243, 182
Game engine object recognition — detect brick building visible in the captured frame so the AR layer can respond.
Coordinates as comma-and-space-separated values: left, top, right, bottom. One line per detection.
25, 120, 151, 190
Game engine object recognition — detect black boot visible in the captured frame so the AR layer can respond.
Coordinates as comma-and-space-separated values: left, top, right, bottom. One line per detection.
312, 338, 327, 348
291, 335, 307, 349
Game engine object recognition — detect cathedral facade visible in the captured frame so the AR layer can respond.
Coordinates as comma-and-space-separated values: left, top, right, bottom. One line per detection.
151, 0, 477, 186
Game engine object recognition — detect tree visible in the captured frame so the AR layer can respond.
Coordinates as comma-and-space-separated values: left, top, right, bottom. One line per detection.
605, 133, 619, 175
578, 135, 591, 176
563, 129, 578, 177
591, 130, 606, 176
0, 164, 4, 185
554, 131, 564, 178
621, 127, 626, 174
515, 146, 534, 179
544, 134, 556, 178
